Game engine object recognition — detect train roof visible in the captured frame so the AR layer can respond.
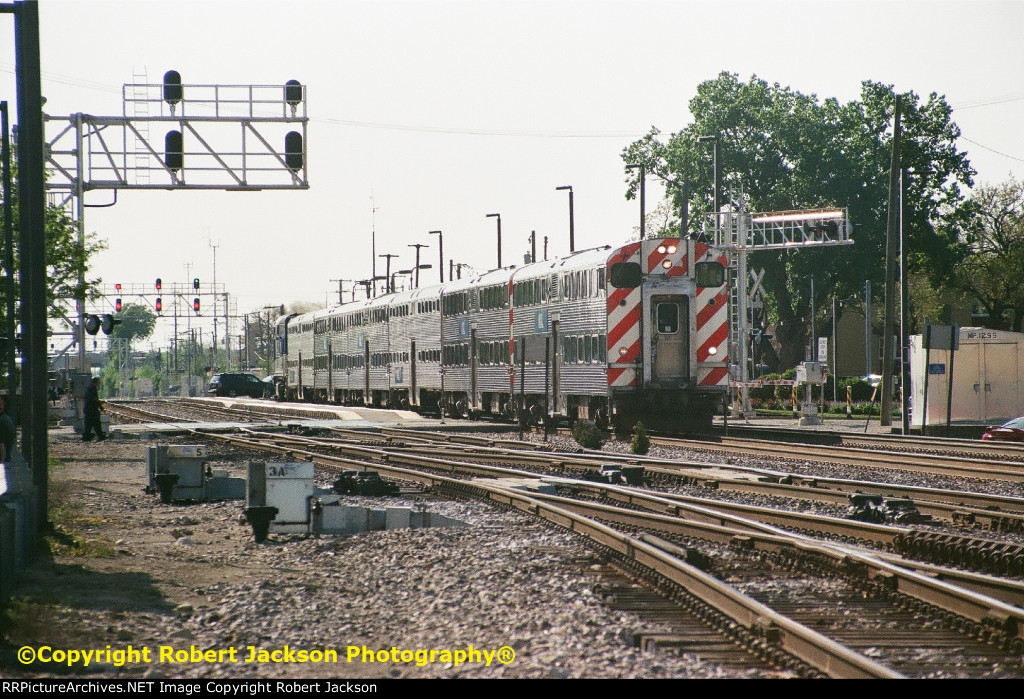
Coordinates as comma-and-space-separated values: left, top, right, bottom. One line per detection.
275, 239, 679, 324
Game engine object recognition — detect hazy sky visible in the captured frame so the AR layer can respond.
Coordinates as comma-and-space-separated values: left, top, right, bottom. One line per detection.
2, 0, 1022, 350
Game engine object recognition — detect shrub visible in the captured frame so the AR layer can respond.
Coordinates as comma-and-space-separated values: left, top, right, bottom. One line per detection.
572, 420, 606, 450
630, 422, 650, 455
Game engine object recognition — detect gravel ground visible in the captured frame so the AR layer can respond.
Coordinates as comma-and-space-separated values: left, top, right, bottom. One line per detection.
0, 430, 771, 680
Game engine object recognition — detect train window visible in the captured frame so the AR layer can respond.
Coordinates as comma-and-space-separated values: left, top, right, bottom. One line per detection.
657, 303, 679, 334
584, 335, 593, 363
610, 262, 642, 288
598, 334, 607, 362
695, 261, 726, 287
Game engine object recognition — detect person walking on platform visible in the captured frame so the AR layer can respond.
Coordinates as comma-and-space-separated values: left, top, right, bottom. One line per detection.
82, 377, 106, 442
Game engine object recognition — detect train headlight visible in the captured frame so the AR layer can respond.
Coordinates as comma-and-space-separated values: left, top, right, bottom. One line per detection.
662, 260, 672, 269
707, 346, 718, 355
619, 347, 628, 356
657, 245, 667, 254
667, 245, 677, 254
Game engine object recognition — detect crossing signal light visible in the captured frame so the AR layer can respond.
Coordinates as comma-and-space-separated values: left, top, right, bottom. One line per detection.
155, 277, 162, 291
155, 297, 163, 314
115, 298, 122, 313
193, 277, 200, 290
193, 297, 201, 314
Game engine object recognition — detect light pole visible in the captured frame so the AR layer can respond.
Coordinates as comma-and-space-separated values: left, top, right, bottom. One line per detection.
555, 185, 574, 252
486, 213, 502, 269
428, 230, 443, 283
698, 135, 720, 214
394, 269, 413, 292
408, 243, 428, 288
379, 253, 398, 293
625, 164, 646, 239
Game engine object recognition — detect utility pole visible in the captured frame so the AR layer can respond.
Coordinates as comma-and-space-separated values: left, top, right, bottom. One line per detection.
864, 280, 872, 376
486, 213, 502, 269
370, 193, 379, 296
209, 239, 218, 370
625, 164, 646, 239
329, 279, 350, 304
429, 230, 443, 283
881, 97, 902, 428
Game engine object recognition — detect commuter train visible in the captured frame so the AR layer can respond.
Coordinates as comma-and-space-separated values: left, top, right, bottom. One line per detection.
272, 237, 731, 432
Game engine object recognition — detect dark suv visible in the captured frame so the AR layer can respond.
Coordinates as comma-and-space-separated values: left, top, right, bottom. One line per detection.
207, 373, 265, 398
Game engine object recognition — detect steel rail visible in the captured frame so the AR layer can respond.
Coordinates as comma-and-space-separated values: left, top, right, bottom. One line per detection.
369, 429, 1024, 524
212, 429, 901, 677
652, 435, 1024, 482
720, 424, 1024, 461
197, 428, 1024, 639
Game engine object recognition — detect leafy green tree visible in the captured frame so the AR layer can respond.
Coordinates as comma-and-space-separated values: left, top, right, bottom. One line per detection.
621, 73, 974, 368
109, 303, 157, 343
1, 163, 107, 324
943, 179, 1024, 331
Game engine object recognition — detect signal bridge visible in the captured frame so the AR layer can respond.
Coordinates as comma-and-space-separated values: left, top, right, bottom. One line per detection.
703, 206, 853, 416
40, 70, 308, 373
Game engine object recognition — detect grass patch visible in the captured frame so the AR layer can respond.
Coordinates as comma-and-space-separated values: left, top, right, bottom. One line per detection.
43, 456, 117, 559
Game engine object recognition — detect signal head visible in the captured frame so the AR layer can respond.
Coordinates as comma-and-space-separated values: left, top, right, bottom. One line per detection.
193, 297, 201, 314
115, 298, 122, 313
155, 297, 163, 314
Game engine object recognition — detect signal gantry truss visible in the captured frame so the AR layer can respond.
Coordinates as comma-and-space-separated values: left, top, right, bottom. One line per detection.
44, 78, 308, 201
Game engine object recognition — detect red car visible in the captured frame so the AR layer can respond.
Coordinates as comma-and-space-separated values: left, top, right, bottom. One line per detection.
981, 417, 1024, 442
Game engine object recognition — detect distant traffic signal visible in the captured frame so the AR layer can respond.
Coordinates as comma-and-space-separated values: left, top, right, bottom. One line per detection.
115, 298, 122, 313
193, 297, 201, 314
155, 277, 162, 291
155, 297, 163, 314
193, 277, 200, 290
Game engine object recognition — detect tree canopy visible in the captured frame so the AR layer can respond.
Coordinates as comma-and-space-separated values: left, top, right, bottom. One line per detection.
621, 72, 975, 368
1, 163, 107, 326
109, 302, 157, 343
945, 179, 1024, 331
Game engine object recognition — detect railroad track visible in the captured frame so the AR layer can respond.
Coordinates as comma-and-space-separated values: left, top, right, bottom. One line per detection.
719, 424, 1024, 462
650, 433, 1024, 483
107, 399, 1024, 676
123, 418, 1024, 676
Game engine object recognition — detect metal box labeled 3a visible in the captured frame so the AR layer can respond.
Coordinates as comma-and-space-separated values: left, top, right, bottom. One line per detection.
247, 461, 315, 534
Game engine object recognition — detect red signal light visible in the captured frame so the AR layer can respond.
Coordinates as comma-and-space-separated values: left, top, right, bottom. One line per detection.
155, 277, 162, 291
115, 283, 122, 292
115, 298, 122, 313
155, 297, 162, 313
193, 297, 200, 313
